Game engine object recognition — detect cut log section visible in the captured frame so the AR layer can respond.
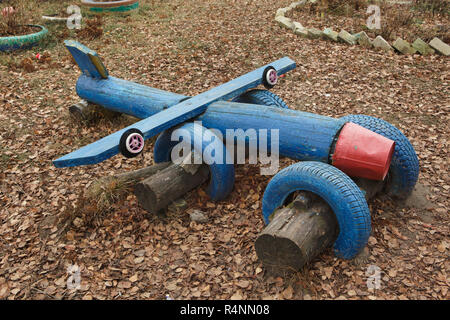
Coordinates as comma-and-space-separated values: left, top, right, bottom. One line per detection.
69, 100, 89, 121
83, 161, 171, 212
134, 158, 210, 214
255, 179, 383, 276
255, 192, 339, 275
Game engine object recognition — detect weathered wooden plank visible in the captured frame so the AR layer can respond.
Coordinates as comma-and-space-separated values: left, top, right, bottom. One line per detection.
53, 57, 296, 168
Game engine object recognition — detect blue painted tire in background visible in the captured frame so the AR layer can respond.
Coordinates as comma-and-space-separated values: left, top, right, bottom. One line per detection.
341, 114, 419, 199
232, 89, 290, 109
88, 2, 139, 12
154, 122, 235, 201
0, 25, 48, 52
81, 0, 139, 12
262, 161, 371, 259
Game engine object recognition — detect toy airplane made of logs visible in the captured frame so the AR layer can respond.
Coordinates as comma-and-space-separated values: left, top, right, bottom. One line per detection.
53, 40, 296, 168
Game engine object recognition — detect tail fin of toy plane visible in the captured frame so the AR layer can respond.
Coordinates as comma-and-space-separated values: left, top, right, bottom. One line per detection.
64, 40, 108, 79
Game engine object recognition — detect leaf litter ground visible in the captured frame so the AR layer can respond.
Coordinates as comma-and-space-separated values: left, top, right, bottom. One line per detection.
0, 0, 448, 300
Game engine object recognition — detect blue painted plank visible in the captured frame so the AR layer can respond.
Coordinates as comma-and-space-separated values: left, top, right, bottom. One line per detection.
54, 57, 296, 168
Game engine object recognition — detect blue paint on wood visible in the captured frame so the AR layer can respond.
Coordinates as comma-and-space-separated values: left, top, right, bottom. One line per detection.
76, 75, 188, 117
153, 101, 344, 164
53, 57, 296, 167
197, 101, 346, 163
77, 81, 345, 163
64, 40, 108, 79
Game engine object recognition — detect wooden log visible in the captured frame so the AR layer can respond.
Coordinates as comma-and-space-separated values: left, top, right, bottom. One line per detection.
69, 100, 89, 121
134, 160, 210, 214
83, 161, 171, 212
114, 162, 171, 182
255, 179, 383, 275
69, 99, 122, 122
86, 161, 171, 196
255, 192, 339, 275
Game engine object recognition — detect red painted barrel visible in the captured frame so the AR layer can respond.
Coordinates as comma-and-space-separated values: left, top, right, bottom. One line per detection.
332, 122, 395, 181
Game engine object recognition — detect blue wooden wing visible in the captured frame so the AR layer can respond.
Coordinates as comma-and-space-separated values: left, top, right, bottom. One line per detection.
53, 57, 296, 168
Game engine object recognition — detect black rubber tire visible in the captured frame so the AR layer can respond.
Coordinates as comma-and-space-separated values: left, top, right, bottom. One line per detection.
120, 128, 144, 158
231, 89, 289, 109
262, 66, 277, 89
262, 161, 371, 259
341, 114, 419, 199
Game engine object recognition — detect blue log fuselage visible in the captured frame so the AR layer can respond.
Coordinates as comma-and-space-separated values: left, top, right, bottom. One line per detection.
199, 102, 344, 163
76, 75, 345, 163
76, 75, 187, 117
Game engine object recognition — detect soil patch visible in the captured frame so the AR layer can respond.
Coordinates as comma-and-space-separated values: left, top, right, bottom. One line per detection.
286, 1, 449, 43
0, 24, 39, 37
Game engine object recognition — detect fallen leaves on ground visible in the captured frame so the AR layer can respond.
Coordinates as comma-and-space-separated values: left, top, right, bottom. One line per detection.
0, 0, 448, 300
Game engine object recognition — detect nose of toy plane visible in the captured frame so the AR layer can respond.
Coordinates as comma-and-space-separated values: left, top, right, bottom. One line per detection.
332, 122, 395, 181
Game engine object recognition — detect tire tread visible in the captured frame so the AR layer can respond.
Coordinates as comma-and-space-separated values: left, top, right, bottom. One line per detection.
232, 89, 289, 109
262, 162, 371, 259
341, 115, 419, 198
